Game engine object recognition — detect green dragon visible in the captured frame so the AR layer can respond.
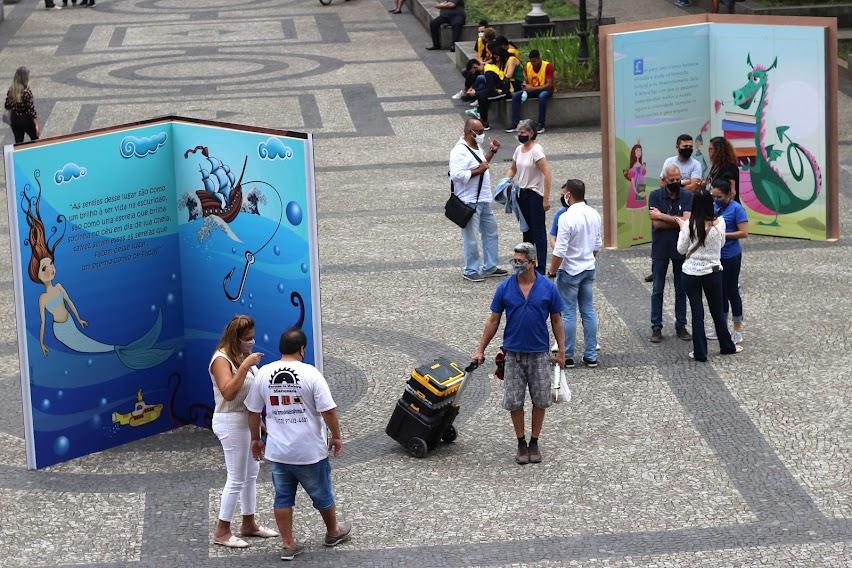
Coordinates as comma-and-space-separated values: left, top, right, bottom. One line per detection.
731, 55, 823, 226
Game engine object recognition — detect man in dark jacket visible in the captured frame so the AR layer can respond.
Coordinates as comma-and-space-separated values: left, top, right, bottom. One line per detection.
427, 0, 466, 52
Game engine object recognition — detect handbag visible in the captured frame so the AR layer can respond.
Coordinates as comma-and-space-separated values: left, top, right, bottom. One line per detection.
444, 144, 485, 229
551, 365, 571, 403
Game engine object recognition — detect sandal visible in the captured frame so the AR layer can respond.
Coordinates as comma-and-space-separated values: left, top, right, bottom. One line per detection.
213, 535, 249, 548
241, 526, 279, 538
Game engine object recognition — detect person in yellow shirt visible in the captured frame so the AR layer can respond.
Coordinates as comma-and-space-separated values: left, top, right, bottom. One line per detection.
464, 49, 510, 130
494, 36, 523, 93
507, 50, 554, 134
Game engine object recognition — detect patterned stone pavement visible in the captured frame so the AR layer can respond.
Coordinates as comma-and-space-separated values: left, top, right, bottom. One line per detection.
0, 0, 850, 566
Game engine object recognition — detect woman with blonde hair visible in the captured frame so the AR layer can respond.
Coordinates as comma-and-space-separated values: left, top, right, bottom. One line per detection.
4, 67, 40, 143
211, 315, 278, 548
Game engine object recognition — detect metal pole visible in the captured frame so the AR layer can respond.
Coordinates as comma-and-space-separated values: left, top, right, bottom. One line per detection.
578, 0, 589, 64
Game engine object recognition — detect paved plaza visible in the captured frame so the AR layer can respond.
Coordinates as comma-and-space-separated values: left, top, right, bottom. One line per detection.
0, 0, 850, 566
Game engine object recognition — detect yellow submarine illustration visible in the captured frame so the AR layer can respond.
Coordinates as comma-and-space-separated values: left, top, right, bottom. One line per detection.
112, 388, 163, 427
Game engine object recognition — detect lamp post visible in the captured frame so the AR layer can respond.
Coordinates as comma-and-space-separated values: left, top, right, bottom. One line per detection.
577, 0, 590, 65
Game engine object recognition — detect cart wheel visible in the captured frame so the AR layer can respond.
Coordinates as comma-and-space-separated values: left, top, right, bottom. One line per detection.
318, 0, 333, 5
406, 437, 428, 458
441, 425, 457, 443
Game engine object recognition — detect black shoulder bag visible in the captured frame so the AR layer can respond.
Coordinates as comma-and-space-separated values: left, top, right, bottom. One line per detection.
445, 145, 485, 229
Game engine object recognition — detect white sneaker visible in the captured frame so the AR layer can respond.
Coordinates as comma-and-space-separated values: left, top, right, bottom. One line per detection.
731, 331, 743, 344
596, 343, 601, 351
451, 90, 465, 100
469, 100, 478, 107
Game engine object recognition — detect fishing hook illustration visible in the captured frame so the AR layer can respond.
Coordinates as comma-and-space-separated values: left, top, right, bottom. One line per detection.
222, 179, 283, 302
224, 251, 255, 301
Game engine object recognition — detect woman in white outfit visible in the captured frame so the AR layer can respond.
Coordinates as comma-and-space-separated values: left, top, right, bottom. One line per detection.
211, 315, 278, 547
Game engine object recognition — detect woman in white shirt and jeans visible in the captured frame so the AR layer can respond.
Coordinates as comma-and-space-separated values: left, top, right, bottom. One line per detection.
676, 190, 743, 361
210, 315, 278, 548
505, 119, 552, 274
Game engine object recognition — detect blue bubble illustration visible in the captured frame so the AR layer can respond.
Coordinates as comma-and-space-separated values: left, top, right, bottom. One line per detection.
87, 359, 93, 367
248, 303, 254, 309
57, 390, 64, 398
99, 397, 108, 407
63, 369, 69, 376
277, 283, 285, 294
263, 333, 270, 343
170, 273, 177, 281
53, 436, 70, 456
258, 137, 294, 160
273, 245, 281, 256
53, 162, 87, 185
119, 131, 167, 159
286, 201, 303, 226
231, 247, 237, 254
300, 263, 308, 273
40, 399, 51, 411
166, 293, 176, 305
178, 350, 184, 359
90, 415, 102, 429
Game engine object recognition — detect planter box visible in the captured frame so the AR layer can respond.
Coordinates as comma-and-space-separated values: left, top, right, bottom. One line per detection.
455, 40, 600, 128
737, 1, 852, 27
411, 0, 614, 49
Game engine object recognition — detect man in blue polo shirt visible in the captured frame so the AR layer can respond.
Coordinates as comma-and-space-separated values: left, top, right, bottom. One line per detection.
648, 165, 693, 343
473, 242, 565, 465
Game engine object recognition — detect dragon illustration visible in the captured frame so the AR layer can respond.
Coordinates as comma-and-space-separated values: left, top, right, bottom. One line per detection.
731, 54, 823, 226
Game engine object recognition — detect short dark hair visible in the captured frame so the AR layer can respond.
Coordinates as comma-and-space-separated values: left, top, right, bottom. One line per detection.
563, 179, 586, 202
676, 134, 693, 145
711, 177, 734, 195
279, 327, 307, 355
465, 58, 479, 72
478, 19, 488, 27
528, 49, 541, 59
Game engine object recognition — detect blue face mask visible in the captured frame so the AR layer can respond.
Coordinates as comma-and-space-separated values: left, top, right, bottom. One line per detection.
714, 198, 727, 209
510, 259, 528, 276
517, 134, 530, 144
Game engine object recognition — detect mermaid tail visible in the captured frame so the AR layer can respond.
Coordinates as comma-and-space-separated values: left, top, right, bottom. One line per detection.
51, 311, 175, 370
115, 310, 175, 370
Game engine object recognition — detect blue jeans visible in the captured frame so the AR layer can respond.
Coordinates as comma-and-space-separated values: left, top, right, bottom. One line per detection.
556, 269, 598, 361
510, 89, 552, 127
721, 254, 743, 322
270, 458, 335, 511
461, 201, 499, 277
683, 271, 736, 361
650, 256, 687, 331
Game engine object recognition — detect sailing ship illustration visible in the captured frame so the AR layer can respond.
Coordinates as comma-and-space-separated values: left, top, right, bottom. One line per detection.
112, 388, 163, 427
184, 145, 247, 223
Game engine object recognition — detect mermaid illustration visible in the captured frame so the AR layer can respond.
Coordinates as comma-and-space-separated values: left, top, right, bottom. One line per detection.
622, 141, 647, 240
23, 171, 175, 369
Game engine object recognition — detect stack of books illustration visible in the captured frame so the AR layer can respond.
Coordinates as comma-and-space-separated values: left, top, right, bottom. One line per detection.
721, 111, 757, 163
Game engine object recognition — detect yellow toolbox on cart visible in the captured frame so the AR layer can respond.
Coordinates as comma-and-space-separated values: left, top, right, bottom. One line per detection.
406, 358, 466, 404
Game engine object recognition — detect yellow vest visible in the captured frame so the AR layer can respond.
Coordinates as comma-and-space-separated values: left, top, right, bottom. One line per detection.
483, 63, 504, 80
475, 37, 489, 60
508, 46, 521, 59
525, 60, 552, 89
504, 56, 521, 94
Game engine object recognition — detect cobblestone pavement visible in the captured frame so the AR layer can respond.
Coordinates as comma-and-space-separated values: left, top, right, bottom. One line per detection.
0, 0, 850, 566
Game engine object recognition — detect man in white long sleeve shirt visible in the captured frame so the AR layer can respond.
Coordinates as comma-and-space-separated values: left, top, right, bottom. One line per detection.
547, 179, 602, 367
448, 118, 507, 281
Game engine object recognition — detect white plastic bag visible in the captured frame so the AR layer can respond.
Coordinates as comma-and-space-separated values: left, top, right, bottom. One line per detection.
551, 365, 571, 403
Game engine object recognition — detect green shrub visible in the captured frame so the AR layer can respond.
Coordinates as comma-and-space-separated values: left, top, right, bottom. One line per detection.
525, 31, 598, 91
465, 0, 578, 24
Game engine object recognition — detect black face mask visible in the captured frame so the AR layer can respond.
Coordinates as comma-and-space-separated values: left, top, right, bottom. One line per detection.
678, 147, 693, 159
560, 195, 570, 208
518, 134, 530, 144
666, 182, 682, 193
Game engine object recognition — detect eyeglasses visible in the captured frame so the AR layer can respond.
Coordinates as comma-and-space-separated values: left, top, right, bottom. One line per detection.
471, 129, 484, 135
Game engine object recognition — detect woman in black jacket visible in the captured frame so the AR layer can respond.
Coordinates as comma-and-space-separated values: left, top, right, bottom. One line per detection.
5, 67, 40, 143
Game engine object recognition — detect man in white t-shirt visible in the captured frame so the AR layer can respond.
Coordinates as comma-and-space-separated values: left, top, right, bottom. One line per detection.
245, 328, 351, 561
659, 134, 703, 192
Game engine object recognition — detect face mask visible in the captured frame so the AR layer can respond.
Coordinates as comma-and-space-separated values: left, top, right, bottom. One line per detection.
714, 198, 728, 209
678, 147, 693, 159
510, 259, 528, 276
517, 134, 530, 144
240, 339, 255, 355
474, 133, 486, 146
560, 195, 570, 208
666, 182, 682, 193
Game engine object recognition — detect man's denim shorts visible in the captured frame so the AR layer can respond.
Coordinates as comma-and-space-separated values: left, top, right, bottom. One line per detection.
270, 458, 335, 511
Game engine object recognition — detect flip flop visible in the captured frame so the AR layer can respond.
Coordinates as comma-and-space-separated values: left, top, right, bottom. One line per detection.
213, 535, 249, 548
241, 526, 279, 538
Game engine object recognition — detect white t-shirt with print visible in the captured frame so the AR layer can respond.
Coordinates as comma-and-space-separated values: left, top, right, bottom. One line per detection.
244, 359, 337, 465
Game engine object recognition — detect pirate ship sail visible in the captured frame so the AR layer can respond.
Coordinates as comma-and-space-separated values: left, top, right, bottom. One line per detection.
184, 145, 247, 223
